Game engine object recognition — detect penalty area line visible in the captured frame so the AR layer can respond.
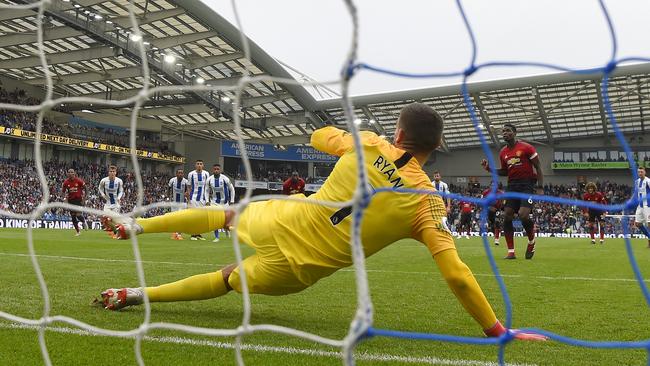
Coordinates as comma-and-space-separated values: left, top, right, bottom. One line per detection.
0, 252, 646, 283
1, 323, 536, 366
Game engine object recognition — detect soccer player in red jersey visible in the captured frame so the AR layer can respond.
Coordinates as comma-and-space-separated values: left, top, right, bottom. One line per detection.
582, 182, 607, 245
481, 123, 544, 260
458, 200, 473, 239
282, 171, 305, 195
481, 185, 504, 246
62, 168, 87, 236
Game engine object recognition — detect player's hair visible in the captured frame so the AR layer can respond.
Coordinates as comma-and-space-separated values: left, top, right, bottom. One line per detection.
433, 170, 440, 175
585, 182, 597, 191
503, 123, 517, 133
638, 166, 646, 171
108, 165, 117, 171
396, 103, 444, 153
176, 169, 184, 173
213, 163, 221, 168
195, 159, 204, 163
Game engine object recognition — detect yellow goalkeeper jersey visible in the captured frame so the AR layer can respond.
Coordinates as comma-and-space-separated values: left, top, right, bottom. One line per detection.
238, 126, 455, 285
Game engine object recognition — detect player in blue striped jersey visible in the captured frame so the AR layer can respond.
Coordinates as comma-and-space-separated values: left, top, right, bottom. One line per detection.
634, 167, 650, 248
98, 165, 124, 213
98, 165, 124, 239
187, 160, 210, 240
207, 164, 235, 242
167, 169, 189, 240
432, 170, 451, 213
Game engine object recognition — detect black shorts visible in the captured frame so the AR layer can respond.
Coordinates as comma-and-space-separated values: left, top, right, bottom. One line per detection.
460, 212, 472, 226
505, 180, 535, 212
588, 209, 605, 223
68, 198, 83, 214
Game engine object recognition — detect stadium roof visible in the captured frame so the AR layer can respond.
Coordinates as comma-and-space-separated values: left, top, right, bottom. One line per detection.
2, 0, 650, 150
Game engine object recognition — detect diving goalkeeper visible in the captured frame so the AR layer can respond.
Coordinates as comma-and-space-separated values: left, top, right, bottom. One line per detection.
99, 103, 544, 340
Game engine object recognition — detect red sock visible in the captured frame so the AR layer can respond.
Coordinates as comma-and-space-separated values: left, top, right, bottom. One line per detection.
505, 231, 514, 251
600, 228, 605, 240
522, 220, 535, 242
494, 228, 500, 240
590, 225, 595, 240
526, 226, 535, 242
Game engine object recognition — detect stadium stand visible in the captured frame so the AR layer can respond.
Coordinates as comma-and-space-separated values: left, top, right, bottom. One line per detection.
0, 158, 167, 219
0, 87, 177, 156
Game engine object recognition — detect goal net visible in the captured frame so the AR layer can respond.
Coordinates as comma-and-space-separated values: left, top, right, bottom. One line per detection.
0, 0, 649, 365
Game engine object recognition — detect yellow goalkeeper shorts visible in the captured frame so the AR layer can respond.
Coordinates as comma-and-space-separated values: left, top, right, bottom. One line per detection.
228, 201, 309, 295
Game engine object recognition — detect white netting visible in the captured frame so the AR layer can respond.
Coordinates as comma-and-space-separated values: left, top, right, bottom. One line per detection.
5, 1, 649, 365
0, 0, 372, 365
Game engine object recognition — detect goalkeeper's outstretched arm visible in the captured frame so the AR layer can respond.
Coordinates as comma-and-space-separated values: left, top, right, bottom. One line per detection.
433, 248, 499, 333
426, 236, 546, 340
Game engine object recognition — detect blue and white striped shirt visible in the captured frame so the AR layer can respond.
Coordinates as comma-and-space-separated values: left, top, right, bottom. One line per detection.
207, 174, 235, 205
432, 180, 449, 195
168, 176, 189, 203
98, 177, 124, 205
188, 170, 210, 203
636, 177, 650, 208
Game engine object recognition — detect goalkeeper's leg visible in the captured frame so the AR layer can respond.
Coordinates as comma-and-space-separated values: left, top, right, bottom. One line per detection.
99, 255, 309, 310
99, 264, 236, 310
108, 208, 233, 239
99, 227, 310, 310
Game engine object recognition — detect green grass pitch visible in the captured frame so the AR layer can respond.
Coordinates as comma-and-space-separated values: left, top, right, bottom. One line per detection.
1, 228, 649, 365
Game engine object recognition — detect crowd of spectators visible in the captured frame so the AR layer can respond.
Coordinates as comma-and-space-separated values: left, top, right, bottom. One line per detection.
0, 155, 645, 236
230, 170, 323, 184
552, 155, 650, 163
229, 166, 326, 184
0, 87, 177, 156
446, 181, 639, 235
0, 158, 169, 220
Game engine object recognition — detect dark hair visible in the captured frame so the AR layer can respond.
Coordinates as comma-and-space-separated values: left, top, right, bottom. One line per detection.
213, 164, 221, 168
433, 170, 440, 175
503, 123, 517, 133
176, 169, 184, 173
108, 165, 117, 171
195, 159, 203, 163
397, 103, 444, 152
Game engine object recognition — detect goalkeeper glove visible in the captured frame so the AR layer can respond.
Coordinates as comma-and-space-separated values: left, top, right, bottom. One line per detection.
484, 320, 548, 341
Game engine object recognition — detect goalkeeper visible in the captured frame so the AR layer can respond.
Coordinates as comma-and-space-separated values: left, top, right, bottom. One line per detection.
100, 103, 543, 340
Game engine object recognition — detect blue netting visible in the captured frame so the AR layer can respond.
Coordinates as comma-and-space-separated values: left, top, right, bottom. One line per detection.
347, 0, 650, 364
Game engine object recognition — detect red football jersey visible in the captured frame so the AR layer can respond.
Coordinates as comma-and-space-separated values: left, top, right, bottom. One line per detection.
282, 177, 305, 195
460, 201, 473, 214
499, 141, 538, 181
62, 177, 85, 200
582, 191, 607, 212
482, 188, 504, 209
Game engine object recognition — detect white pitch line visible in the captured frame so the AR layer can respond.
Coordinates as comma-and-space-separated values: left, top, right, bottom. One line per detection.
1, 323, 536, 366
0, 252, 647, 283
0, 252, 225, 267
